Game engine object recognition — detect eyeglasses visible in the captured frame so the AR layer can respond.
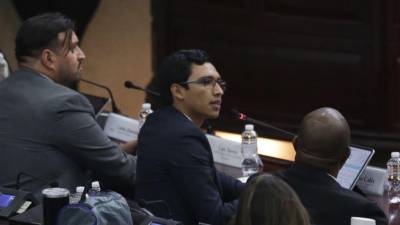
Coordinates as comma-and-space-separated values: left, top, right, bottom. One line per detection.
178, 76, 227, 91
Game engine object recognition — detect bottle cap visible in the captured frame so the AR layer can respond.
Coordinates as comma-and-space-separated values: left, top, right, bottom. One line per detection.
91, 181, 100, 190
245, 124, 254, 131
142, 103, 151, 109
42, 187, 70, 198
350, 217, 375, 225
391, 152, 400, 158
76, 186, 85, 193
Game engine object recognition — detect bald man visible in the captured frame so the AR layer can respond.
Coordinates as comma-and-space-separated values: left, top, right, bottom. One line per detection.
274, 107, 387, 225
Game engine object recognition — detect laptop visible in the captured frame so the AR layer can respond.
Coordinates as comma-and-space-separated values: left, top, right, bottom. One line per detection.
336, 145, 375, 190
81, 93, 111, 118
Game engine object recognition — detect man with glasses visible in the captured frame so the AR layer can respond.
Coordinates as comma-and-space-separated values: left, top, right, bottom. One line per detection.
135, 49, 244, 225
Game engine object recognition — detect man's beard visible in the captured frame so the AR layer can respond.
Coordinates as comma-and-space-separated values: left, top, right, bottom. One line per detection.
58, 71, 80, 90
68, 79, 79, 90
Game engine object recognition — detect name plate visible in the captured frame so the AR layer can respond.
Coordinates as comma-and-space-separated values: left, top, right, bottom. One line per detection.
206, 134, 243, 168
356, 166, 386, 196
103, 113, 139, 143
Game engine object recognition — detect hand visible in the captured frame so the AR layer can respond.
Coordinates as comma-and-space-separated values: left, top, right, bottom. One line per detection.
120, 140, 138, 154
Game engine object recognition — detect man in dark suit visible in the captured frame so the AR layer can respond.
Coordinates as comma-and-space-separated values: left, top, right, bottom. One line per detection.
135, 49, 244, 225
274, 107, 387, 225
0, 13, 136, 196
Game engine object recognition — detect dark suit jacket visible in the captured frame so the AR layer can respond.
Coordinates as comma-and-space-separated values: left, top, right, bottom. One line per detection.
0, 69, 136, 196
274, 163, 388, 225
135, 106, 244, 225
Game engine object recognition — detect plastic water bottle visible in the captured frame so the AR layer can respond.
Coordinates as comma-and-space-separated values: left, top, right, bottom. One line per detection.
0, 52, 9, 81
88, 181, 101, 196
387, 152, 400, 224
69, 186, 85, 204
241, 124, 263, 176
138, 103, 153, 131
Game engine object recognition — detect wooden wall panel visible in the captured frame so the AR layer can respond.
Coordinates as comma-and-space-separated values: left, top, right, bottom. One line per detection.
151, 0, 400, 154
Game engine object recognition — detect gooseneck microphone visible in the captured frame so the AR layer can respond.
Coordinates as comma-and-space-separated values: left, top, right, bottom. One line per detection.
80, 78, 121, 113
230, 109, 295, 139
124, 81, 160, 96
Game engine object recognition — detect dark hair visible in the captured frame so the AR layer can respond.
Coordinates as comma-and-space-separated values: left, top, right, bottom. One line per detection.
234, 174, 311, 225
15, 12, 75, 63
150, 49, 210, 106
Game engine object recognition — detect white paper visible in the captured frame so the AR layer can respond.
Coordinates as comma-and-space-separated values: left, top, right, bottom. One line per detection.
356, 166, 386, 196
207, 134, 243, 168
103, 113, 139, 143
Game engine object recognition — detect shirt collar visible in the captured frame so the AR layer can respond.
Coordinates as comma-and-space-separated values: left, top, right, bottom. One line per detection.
20, 67, 53, 82
181, 112, 193, 122
37, 72, 53, 82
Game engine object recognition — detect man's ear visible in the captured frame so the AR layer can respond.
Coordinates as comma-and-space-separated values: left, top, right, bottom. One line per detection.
170, 83, 185, 101
40, 49, 57, 70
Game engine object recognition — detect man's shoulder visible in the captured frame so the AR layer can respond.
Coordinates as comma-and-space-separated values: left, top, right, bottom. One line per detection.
12, 69, 92, 113
9, 69, 75, 95
272, 166, 387, 224
140, 106, 208, 151
146, 106, 200, 133
333, 185, 374, 203
279, 165, 377, 205
331, 186, 386, 222
37, 82, 91, 112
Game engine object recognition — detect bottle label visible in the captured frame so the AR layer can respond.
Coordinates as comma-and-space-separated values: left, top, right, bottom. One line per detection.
242, 143, 257, 157
388, 164, 400, 180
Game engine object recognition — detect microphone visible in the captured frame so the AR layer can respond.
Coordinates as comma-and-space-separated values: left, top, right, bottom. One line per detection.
230, 109, 295, 139
124, 81, 160, 96
138, 199, 172, 219
80, 78, 121, 113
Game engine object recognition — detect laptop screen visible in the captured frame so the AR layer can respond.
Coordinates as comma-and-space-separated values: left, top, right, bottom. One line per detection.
336, 145, 375, 189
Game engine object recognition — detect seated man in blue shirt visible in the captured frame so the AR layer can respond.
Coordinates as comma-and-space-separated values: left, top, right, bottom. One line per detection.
135, 49, 244, 225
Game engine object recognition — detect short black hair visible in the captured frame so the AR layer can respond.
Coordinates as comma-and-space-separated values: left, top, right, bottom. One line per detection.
152, 49, 210, 106
15, 12, 75, 63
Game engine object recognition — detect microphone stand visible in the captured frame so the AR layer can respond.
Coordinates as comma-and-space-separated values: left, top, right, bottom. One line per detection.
80, 78, 121, 113
124, 81, 160, 97
230, 109, 296, 139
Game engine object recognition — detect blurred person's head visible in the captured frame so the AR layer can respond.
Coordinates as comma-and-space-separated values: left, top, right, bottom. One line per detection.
294, 107, 351, 177
15, 12, 86, 88
234, 174, 311, 225
154, 49, 225, 126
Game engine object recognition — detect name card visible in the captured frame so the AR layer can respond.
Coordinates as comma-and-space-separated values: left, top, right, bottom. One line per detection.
206, 134, 243, 168
103, 113, 139, 143
356, 166, 386, 196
